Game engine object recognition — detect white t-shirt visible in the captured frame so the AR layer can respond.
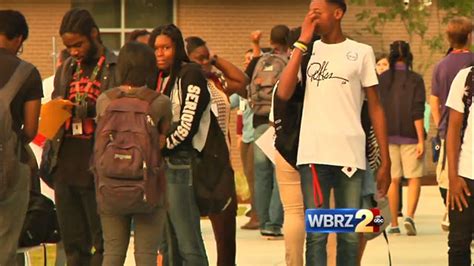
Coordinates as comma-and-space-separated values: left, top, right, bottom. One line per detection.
445, 67, 473, 179
297, 39, 378, 170
42, 75, 55, 103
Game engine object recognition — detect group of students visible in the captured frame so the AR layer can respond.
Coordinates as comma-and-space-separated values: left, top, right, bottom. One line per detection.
0, 0, 473, 266
0, 7, 244, 266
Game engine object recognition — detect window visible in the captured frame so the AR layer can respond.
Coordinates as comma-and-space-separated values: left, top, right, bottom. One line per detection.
72, 0, 174, 52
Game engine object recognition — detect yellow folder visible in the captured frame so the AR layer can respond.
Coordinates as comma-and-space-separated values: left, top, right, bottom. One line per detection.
38, 99, 74, 139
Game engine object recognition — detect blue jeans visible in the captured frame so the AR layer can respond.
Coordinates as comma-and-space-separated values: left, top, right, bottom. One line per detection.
299, 164, 363, 266
448, 177, 473, 266
164, 153, 208, 266
253, 124, 283, 232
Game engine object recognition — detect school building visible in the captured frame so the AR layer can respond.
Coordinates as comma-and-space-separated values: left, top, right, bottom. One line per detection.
1, 0, 448, 179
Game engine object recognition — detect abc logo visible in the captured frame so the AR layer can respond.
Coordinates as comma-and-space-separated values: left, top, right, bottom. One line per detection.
373, 215, 384, 226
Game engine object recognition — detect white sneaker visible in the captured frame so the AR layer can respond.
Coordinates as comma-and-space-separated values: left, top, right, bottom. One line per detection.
404, 217, 417, 236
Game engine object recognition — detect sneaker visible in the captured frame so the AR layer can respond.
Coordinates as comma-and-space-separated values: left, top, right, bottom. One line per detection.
441, 212, 449, 232
245, 207, 252, 217
404, 217, 417, 236
241, 219, 259, 230
387, 227, 401, 235
260, 229, 283, 240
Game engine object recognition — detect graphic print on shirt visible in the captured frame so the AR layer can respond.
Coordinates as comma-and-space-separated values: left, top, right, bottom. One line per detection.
297, 39, 379, 170
167, 84, 201, 149
307, 61, 349, 87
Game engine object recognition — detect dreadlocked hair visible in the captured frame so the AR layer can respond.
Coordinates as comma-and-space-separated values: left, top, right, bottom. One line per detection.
59, 8, 100, 41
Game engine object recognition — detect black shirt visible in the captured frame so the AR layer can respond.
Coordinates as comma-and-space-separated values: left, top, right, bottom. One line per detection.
378, 70, 426, 140
0, 48, 43, 162
0, 48, 43, 134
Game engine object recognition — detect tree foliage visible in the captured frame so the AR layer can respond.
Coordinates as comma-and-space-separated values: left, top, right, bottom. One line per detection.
349, 0, 471, 74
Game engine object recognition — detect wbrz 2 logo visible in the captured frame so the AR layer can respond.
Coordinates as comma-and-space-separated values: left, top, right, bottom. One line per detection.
305, 209, 383, 233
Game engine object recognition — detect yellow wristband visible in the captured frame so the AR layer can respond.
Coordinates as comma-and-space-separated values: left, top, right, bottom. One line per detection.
293, 41, 308, 53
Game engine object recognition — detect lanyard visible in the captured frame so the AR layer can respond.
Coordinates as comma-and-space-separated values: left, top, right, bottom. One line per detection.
73, 55, 105, 101
311, 164, 324, 208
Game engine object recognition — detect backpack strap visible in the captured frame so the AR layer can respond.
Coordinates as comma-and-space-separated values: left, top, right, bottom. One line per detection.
134, 88, 161, 104
301, 42, 314, 89
0, 61, 34, 105
105, 87, 160, 104
460, 66, 473, 144
105, 87, 124, 101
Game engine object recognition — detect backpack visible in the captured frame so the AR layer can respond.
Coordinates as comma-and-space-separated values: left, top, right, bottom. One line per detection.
249, 54, 288, 116
19, 190, 61, 247
273, 38, 322, 169
0, 61, 34, 200
441, 66, 473, 170
193, 113, 235, 216
92, 87, 165, 215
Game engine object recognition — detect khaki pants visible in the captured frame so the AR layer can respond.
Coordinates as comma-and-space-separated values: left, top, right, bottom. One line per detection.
436, 140, 449, 189
101, 207, 166, 266
275, 151, 304, 266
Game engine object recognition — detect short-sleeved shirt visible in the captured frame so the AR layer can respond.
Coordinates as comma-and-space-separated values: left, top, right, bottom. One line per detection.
0, 48, 43, 134
431, 52, 473, 138
0, 48, 43, 162
445, 67, 473, 179
297, 39, 378, 170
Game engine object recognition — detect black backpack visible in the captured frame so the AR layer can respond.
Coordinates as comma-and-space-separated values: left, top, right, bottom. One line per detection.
170, 63, 235, 216
460, 66, 473, 143
19, 190, 61, 247
193, 110, 235, 216
273, 46, 312, 169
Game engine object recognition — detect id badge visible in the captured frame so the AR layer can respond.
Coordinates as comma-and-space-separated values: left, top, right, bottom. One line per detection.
72, 118, 83, 135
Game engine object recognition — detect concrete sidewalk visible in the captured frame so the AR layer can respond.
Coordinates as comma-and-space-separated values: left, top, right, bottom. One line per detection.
125, 186, 472, 265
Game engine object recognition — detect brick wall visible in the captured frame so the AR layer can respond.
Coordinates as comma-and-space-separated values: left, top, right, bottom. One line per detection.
0, 0, 71, 78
